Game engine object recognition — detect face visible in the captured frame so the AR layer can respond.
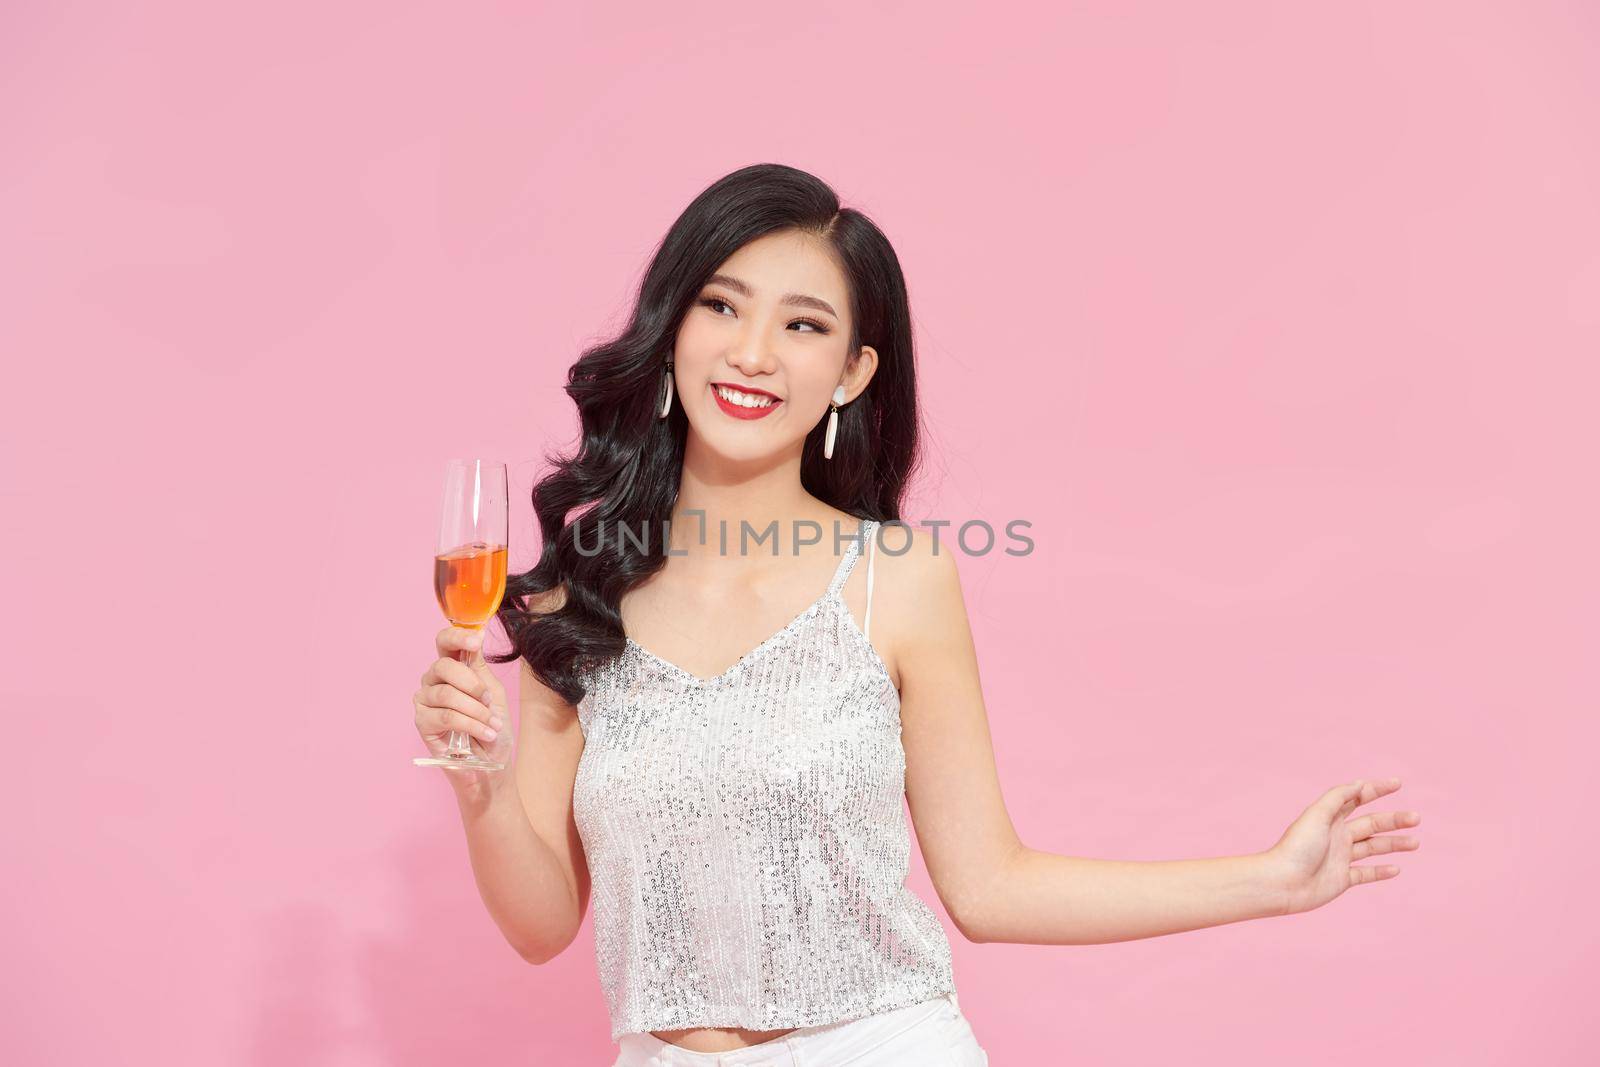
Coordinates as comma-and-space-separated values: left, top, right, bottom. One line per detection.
671, 229, 878, 463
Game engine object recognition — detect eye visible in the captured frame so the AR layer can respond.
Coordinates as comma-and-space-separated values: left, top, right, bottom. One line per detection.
699, 297, 831, 335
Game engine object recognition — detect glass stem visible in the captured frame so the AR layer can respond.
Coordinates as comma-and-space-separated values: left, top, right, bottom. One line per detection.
447, 647, 475, 758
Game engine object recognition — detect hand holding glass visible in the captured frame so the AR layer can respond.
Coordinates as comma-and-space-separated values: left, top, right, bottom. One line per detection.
414, 458, 510, 771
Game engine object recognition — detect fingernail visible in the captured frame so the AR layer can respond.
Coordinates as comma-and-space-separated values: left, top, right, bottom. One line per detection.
483, 727, 498, 741
490, 715, 504, 730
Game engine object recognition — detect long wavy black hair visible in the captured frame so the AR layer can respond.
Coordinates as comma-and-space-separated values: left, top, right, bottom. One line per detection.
487, 162, 924, 705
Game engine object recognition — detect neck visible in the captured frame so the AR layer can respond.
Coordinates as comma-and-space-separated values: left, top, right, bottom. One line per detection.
668, 435, 841, 561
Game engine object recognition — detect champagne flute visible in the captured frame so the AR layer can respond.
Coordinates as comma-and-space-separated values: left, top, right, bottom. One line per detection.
414, 458, 510, 771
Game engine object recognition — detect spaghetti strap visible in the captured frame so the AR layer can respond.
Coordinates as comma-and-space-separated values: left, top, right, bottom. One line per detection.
864, 520, 878, 640
826, 518, 869, 596
827, 518, 880, 639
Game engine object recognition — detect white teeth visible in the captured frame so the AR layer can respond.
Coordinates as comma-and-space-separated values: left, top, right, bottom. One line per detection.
714, 385, 777, 408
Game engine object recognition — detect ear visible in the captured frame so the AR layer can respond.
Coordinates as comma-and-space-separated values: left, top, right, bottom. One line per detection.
843, 344, 879, 401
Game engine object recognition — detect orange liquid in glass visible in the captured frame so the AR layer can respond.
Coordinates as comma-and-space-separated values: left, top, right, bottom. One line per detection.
434, 542, 508, 627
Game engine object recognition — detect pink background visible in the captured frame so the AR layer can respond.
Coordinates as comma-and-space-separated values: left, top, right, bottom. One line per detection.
4, 2, 1597, 1064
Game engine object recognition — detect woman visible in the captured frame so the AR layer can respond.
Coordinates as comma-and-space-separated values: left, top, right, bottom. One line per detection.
413, 163, 1423, 1065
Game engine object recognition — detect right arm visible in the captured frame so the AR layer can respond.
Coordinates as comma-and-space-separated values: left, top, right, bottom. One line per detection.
427, 589, 591, 964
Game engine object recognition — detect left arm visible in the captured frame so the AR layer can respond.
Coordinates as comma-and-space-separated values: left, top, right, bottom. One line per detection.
877, 529, 1420, 946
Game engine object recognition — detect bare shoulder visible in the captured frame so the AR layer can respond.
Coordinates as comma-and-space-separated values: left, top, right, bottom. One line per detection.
873, 521, 963, 596
869, 522, 967, 688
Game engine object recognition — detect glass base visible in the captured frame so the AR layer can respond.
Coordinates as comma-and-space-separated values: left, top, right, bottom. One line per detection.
413, 753, 508, 771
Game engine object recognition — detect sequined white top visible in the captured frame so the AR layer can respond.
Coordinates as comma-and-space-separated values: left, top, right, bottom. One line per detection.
572, 518, 957, 1041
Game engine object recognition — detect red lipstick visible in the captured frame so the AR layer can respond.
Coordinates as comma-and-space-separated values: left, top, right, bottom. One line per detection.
710, 382, 783, 421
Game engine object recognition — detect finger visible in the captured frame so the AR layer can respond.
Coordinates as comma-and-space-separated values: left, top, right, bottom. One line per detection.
1337, 782, 1367, 819
1317, 779, 1366, 819
1351, 777, 1404, 808
435, 625, 485, 664
417, 682, 498, 727
1352, 833, 1420, 861
1336, 776, 1404, 818
1348, 863, 1401, 887
1347, 808, 1423, 841
432, 656, 497, 708
423, 700, 499, 743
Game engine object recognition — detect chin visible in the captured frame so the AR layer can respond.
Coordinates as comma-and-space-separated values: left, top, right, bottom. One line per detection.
690, 427, 793, 465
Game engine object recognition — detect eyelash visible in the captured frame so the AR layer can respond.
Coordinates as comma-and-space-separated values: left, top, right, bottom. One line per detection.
699, 297, 831, 335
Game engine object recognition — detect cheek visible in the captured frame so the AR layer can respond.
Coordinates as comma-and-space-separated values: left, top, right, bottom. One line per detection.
672, 320, 717, 372
788, 363, 842, 413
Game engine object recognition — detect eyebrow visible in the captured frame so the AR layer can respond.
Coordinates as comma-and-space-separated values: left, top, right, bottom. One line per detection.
704, 273, 838, 320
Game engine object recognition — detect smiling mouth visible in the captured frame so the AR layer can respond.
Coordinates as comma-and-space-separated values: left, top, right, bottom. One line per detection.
712, 383, 782, 409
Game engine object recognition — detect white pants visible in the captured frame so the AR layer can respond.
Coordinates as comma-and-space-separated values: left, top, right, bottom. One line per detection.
609, 992, 988, 1066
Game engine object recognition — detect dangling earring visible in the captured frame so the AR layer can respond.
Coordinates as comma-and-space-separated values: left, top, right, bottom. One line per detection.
657, 359, 674, 419
823, 384, 846, 459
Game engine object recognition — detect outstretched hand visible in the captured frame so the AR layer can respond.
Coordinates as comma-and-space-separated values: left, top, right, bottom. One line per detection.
1265, 777, 1422, 915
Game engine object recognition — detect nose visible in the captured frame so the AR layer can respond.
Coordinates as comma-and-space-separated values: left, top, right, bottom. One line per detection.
726, 332, 778, 376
